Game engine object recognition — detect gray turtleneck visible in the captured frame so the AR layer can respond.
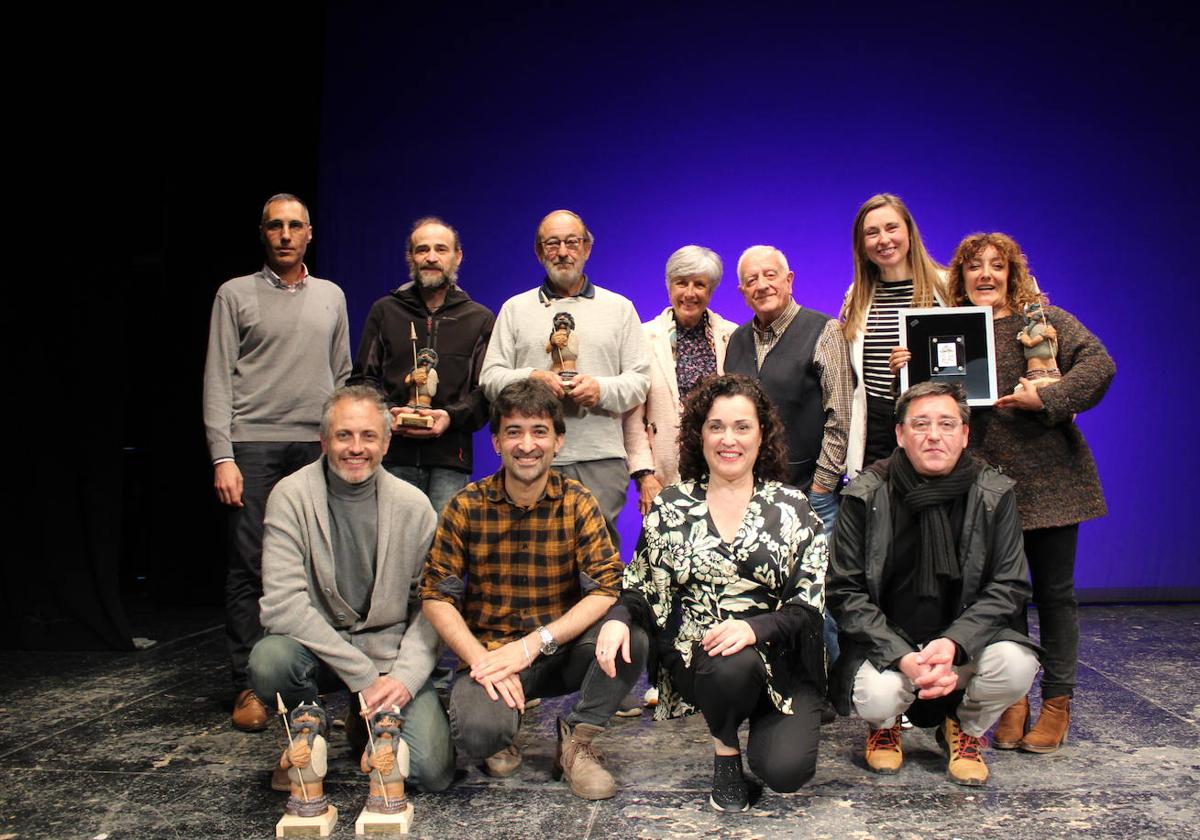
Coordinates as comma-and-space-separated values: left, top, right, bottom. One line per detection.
325, 465, 379, 617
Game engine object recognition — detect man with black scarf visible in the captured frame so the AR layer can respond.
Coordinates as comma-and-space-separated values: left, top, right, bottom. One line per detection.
828, 381, 1039, 786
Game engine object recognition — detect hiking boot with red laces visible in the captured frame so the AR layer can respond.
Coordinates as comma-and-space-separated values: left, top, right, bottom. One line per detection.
938, 717, 989, 786
865, 724, 903, 774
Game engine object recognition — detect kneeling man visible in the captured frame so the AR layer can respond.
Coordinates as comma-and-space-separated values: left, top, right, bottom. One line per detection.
420, 380, 648, 800
828, 382, 1038, 786
248, 385, 454, 792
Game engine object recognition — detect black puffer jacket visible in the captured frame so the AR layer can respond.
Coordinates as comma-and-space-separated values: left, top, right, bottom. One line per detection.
827, 462, 1036, 715
351, 283, 494, 472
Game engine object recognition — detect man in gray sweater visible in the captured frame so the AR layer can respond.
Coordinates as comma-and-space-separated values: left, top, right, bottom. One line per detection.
203, 193, 352, 731
249, 385, 454, 792
480, 210, 649, 549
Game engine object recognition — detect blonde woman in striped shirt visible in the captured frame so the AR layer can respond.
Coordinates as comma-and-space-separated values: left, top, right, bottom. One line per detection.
841, 194, 947, 477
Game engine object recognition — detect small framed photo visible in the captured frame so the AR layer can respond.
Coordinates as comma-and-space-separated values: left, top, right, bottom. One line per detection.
898, 307, 998, 406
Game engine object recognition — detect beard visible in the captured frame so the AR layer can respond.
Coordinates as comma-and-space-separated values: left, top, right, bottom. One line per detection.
542, 256, 583, 291
409, 261, 457, 290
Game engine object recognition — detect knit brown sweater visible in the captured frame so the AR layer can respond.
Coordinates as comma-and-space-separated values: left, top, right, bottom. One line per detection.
968, 306, 1115, 531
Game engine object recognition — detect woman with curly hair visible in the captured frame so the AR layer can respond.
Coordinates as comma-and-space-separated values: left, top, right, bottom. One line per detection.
841, 193, 947, 475
947, 232, 1115, 754
595, 374, 827, 812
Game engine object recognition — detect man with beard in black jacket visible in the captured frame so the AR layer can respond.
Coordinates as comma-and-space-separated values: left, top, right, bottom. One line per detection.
352, 217, 495, 514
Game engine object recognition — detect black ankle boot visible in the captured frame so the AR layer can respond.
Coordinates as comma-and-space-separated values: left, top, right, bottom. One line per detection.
710, 753, 749, 812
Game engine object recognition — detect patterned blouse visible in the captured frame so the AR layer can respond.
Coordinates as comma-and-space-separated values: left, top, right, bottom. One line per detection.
671, 310, 718, 399
622, 480, 828, 720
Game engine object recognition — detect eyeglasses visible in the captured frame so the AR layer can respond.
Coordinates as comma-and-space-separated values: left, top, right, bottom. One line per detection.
541, 235, 587, 254
904, 418, 963, 434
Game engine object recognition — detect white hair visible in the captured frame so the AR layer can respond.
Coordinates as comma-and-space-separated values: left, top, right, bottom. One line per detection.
664, 245, 723, 292
736, 245, 790, 283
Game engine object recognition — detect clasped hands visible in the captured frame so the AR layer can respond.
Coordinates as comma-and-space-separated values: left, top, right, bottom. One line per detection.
898, 637, 960, 700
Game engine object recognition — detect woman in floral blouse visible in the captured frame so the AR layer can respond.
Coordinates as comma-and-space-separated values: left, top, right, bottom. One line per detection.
597, 374, 828, 813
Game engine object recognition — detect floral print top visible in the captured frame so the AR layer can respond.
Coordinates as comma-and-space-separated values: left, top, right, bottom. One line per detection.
622, 480, 828, 720
671, 310, 718, 399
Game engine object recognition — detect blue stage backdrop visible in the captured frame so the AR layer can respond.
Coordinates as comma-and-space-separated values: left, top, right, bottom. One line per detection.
314, 3, 1198, 597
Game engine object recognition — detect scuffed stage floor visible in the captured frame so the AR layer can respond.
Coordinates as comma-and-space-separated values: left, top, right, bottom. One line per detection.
2, 604, 1197, 839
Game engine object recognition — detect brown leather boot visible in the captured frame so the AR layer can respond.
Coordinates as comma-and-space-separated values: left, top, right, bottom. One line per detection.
232, 689, 269, 732
554, 718, 616, 800
938, 718, 989, 786
992, 695, 1030, 750
864, 724, 903, 773
1021, 696, 1070, 754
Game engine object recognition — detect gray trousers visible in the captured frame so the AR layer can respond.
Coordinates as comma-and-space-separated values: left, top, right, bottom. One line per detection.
447, 617, 648, 761
556, 458, 629, 552
853, 641, 1039, 737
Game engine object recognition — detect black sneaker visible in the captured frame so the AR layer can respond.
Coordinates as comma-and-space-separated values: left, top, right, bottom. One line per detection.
709, 753, 749, 812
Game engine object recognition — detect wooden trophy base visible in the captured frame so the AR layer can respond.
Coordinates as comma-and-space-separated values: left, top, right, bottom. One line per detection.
276, 805, 337, 837
395, 411, 434, 429
355, 803, 413, 835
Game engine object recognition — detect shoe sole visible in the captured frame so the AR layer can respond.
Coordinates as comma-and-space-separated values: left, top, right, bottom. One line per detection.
232, 719, 269, 733
1018, 741, 1065, 754
481, 761, 522, 778
948, 773, 988, 787
709, 795, 749, 813
992, 740, 1022, 750
867, 763, 902, 775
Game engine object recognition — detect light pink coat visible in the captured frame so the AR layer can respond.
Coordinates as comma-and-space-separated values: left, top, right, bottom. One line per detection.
622, 307, 738, 486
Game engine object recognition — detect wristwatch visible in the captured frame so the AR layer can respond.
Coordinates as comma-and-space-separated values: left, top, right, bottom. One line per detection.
536, 625, 558, 656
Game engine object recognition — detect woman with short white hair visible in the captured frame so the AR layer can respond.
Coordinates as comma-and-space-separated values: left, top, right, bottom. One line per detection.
623, 245, 738, 513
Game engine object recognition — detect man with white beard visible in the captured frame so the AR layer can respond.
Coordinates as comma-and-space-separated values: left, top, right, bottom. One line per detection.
479, 210, 649, 549
352, 217, 495, 514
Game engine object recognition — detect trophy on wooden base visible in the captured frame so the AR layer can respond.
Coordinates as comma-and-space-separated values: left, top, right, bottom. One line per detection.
355, 700, 413, 835
274, 696, 337, 838
393, 324, 437, 429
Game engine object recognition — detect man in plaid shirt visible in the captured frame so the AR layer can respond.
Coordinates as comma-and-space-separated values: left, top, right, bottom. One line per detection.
421, 380, 648, 800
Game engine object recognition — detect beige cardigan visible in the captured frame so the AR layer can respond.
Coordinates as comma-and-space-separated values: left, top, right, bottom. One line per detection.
622, 307, 738, 486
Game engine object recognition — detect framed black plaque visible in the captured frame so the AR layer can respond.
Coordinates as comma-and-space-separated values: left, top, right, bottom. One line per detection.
898, 306, 998, 405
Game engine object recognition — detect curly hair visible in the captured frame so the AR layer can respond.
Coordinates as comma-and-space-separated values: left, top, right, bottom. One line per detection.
946, 232, 1046, 316
676, 374, 789, 483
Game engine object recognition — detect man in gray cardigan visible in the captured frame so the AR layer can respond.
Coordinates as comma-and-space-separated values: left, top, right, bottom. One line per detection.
248, 385, 454, 792
204, 193, 352, 731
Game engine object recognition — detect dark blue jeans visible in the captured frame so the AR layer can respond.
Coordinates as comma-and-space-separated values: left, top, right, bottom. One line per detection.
808, 488, 841, 664
385, 465, 470, 518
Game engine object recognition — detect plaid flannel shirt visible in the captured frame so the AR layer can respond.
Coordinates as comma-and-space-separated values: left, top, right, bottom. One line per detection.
419, 470, 622, 645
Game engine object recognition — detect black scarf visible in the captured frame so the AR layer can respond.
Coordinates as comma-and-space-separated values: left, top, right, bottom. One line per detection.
886, 448, 979, 599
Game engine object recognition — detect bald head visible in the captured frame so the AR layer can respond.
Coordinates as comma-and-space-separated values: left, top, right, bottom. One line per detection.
535, 209, 593, 295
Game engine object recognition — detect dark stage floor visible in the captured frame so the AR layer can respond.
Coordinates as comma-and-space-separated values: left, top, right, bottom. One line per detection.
2, 604, 1197, 839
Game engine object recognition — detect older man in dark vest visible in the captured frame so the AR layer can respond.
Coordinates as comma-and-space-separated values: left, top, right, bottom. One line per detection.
724, 245, 852, 535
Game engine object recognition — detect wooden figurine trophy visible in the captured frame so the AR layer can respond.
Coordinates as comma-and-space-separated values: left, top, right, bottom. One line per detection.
393, 324, 437, 429
545, 311, 579, 392
355, 698, 413, 835
274, 696, 337, 837
1015, 301, 1061, 392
